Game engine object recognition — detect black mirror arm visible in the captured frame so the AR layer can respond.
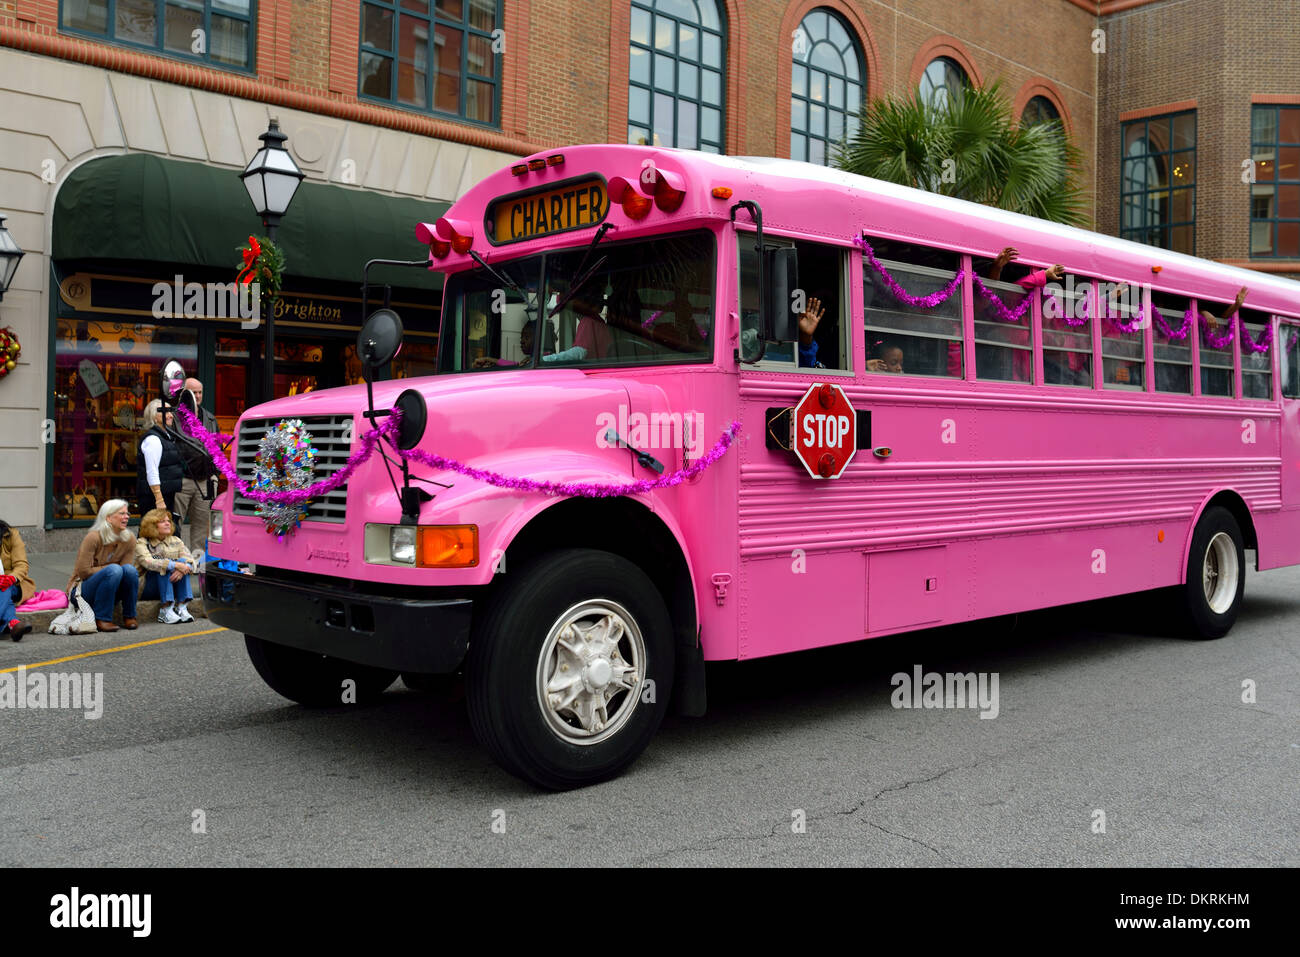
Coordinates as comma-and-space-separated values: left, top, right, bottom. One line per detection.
731, 201, 766, 364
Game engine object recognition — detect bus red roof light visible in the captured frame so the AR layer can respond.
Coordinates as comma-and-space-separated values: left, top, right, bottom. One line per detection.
622, 187, 653, 219
430, 239, 451, 258
450, 232, 474, 254
654, 178, 685, 212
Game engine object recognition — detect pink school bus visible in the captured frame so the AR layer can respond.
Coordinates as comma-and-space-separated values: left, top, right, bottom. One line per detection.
204, 144, 1300, 789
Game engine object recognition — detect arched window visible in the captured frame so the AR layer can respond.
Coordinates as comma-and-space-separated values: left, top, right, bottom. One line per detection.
918, 56, 966, 111
1021, 95, 1060, 128
790, 9, 865, 166
628, 0, 726, 152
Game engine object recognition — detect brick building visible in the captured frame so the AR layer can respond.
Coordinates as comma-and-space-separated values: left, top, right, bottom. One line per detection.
0, 0, 1295, 543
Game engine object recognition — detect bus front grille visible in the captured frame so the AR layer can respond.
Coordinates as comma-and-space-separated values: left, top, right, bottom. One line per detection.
232, 415, 354, 524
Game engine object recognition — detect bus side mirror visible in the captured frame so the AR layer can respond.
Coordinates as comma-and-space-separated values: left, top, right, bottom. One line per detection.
358, 308, 404, 383
764, 247, 799, 342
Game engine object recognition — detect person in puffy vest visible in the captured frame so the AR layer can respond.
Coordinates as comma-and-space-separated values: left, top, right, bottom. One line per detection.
136, 398, 185, 519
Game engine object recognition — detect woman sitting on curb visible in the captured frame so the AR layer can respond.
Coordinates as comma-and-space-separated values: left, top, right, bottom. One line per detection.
134, 508, 196, 624
71, 499, 138, 633
0, 518, 37, 642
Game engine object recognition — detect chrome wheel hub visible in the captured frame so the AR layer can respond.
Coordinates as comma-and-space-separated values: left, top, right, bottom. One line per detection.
1202, 531, 1239, 615
536, 600, 645, 746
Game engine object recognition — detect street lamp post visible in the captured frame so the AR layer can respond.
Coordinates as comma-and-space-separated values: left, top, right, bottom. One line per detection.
239, 118, 304, 400
0, 214, 24, 303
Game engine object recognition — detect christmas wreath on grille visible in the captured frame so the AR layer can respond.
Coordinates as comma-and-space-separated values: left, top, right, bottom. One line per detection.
252, 418, 316, 537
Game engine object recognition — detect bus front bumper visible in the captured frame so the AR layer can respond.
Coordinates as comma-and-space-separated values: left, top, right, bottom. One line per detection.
202, 566, 473, 673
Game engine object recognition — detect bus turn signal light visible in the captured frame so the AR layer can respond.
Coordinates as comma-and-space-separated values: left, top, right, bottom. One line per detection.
417, 525, 478, 568
712, 186, 733, 199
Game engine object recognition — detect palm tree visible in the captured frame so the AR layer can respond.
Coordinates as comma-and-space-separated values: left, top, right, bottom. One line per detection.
834, 81, 1090, 228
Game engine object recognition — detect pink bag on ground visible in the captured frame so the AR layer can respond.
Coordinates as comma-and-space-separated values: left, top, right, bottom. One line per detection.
18, 589, 69, 612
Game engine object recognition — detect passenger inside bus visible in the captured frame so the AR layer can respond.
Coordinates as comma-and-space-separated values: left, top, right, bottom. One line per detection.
866, 341, 904, 373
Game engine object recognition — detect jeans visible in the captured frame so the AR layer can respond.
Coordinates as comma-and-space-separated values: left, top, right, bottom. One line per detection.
80, 563, 138, 622
141, 571, 193, 603
0, 582, 19, 623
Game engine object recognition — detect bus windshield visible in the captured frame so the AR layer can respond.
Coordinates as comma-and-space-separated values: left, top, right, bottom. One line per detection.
438, 230, 716, 373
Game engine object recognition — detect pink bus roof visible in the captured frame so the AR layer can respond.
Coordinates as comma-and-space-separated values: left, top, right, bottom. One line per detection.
432, 145, 1300, 320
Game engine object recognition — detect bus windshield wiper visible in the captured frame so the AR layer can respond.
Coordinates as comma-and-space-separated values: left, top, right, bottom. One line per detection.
549, 255, 608, 317
469, 250, 537, 322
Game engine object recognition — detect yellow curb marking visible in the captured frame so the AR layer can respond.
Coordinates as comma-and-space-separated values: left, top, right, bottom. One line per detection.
0, 627, 229, 673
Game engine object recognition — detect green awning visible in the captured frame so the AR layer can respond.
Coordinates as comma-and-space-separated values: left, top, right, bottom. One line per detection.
53, 153, 447, 288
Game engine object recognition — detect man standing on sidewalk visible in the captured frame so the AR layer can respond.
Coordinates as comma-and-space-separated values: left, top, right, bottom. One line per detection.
173, 377, 220, 555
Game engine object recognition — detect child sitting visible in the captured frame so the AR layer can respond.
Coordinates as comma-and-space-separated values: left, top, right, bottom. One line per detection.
134, 508, 196, 624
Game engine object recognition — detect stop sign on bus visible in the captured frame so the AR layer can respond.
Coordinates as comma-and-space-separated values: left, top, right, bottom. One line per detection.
793, 382, 857, 479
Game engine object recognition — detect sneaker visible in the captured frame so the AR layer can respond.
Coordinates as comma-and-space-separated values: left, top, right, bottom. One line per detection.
176, 605, 194, 623
158, 606, 181, 624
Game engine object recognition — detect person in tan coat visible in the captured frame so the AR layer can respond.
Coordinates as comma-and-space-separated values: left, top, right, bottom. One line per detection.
0, 518, 37, 641
72, 499, 138, 633
134, 509, 196, 624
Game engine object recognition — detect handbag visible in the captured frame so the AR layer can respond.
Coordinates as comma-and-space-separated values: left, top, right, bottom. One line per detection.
48, 582, 98, 635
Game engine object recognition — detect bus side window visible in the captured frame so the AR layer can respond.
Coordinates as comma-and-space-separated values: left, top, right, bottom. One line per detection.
1153, 290, 1193, 394
1240, 309, 1273, 399
1283, 323, 1300, 400
1042, 273, 1093, 387
791, 239, 847, 371
1199, 295, 1236, 397
863, 237, 962, 378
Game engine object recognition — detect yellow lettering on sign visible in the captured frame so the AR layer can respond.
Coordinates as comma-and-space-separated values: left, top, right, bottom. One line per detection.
492, 180, 609, 243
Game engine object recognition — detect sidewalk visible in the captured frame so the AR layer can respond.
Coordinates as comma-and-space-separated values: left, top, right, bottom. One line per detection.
15, 551, 208, 631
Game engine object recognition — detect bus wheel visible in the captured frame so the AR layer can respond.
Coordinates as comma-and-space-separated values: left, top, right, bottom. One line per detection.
1176, 506, 1245, 640
465, 549, 674, 790
245, 635, 398, 706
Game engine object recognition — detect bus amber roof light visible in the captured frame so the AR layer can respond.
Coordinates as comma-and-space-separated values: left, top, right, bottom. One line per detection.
712, 186, 733, 199
450, 231, 474, 254
510, 163, 528, 176
527, 158, 546, 172
417, 525, 478, 568
546, 154, 565, 166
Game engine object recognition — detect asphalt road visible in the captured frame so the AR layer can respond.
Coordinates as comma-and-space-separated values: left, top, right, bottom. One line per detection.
1, 564, 1296, 867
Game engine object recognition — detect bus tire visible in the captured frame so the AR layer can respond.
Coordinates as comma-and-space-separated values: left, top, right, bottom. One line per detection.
1176, 506, 1245, 640
465, 549, 674, 790
245, 635, 398, 706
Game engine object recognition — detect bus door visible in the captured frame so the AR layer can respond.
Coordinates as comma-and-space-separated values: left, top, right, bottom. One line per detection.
735, 231, 868, 658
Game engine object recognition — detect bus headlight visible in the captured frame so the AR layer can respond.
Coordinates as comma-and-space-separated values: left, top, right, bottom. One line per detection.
210, 510, 223, 543
390, 526, 416, 564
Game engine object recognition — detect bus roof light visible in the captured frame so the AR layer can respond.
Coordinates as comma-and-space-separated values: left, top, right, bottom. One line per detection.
511, 163, 529, 176
450, 231, 473, 254
430, 239, 451, 259
527, 158, 546, 171
622, 187, 653, 220
546, 154, 565, 166
654, 178, 685, 212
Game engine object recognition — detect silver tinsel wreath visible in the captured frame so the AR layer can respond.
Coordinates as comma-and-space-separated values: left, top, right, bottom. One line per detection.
252, 418, 316, 536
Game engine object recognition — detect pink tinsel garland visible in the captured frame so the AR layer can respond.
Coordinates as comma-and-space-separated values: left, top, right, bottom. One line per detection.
177, 403, 740, 503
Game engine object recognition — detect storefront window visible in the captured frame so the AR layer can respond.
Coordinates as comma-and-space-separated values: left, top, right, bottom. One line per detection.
52, 319, 198, 521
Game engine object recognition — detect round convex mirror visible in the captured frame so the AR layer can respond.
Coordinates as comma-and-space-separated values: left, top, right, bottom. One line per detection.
161, 359, 186, 397
357, 309, 404, 382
